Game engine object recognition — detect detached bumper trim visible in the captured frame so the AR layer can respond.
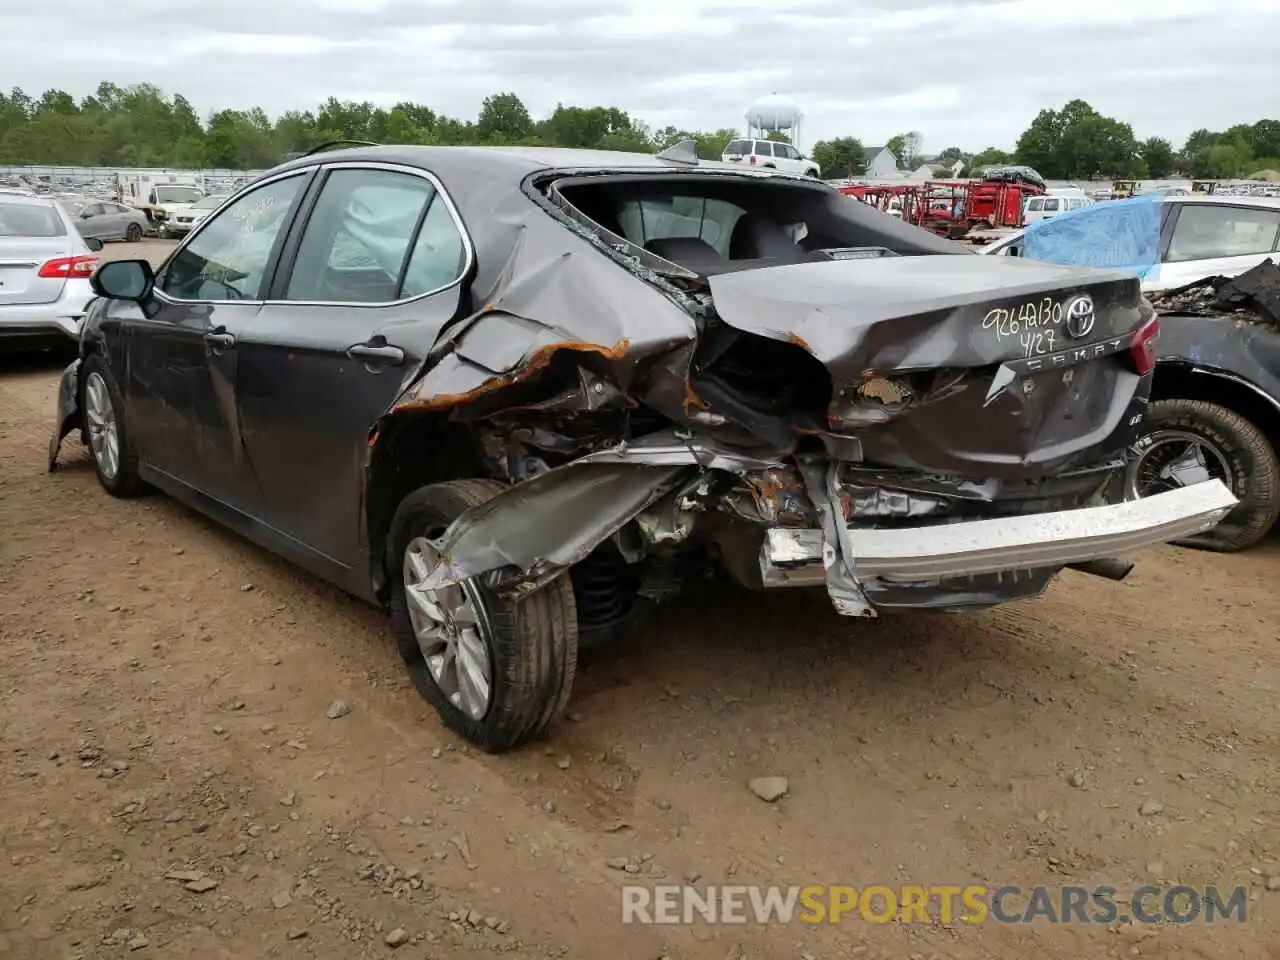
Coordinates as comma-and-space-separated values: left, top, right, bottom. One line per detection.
760, 480, 1237, 588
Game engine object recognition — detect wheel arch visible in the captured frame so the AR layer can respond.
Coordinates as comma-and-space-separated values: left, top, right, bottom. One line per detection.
1150, 360, 1280, 452
364, 409, 490, 603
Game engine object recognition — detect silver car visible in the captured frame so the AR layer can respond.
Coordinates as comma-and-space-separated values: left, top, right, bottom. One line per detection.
58, 197, 150, 243
0, 194, 103, 349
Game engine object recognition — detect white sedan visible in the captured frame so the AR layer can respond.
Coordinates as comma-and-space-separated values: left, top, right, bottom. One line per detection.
981, 194, 1280, 292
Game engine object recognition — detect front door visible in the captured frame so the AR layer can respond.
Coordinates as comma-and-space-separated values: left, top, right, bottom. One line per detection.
235, 163, 472, 577
126, 170, 313, 515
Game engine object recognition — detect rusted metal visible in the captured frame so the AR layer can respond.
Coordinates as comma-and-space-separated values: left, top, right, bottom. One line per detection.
397, 338, 633, 413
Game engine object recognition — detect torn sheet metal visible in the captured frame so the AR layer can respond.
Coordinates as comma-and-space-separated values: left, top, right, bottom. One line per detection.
421, 429, 787, 596
574, 428, 787, 471
795, 456, 875, 617
423, 463, 690, 597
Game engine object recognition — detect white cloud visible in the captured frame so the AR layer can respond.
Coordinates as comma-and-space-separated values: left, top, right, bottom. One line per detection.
1, 0, 1276, 152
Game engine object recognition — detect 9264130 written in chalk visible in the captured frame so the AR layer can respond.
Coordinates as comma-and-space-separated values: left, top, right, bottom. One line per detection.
981, 296, 1075, 359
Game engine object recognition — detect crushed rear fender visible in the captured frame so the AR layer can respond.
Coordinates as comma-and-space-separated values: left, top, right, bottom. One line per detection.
421, 429, 785, 597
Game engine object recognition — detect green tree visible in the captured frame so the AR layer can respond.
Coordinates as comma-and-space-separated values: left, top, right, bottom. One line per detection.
1140, 137, 1176, 178
969, 147, 1013, 168
1014, 99, 1139, 178
476, 92, 533, 144
811, 137, 864, 178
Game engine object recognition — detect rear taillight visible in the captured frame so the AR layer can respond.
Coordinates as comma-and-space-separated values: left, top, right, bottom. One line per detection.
749, 154, 757, 165
38, 255, 98, 279
1128, 316, 1160, 375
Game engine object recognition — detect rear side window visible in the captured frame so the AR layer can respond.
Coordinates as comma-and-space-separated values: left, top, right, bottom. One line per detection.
723, 140, 748, 156
1043, 199, 1060, 211
0, 202, 66, 237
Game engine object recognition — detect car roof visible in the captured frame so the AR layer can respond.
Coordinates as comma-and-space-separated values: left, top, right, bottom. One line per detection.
269, 143, 804, 184
1165, 194, 1280, 210
0, 191, 55, 207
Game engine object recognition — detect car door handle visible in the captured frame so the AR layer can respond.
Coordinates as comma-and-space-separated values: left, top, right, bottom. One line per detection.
204, 331, 235, 348
347, 341, 405, 365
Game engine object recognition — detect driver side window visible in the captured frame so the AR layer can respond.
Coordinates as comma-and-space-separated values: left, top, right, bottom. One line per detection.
158, 174, 306, 301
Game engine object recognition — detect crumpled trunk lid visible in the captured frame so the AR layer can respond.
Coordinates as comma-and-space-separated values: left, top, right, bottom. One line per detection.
704, 255, 1151, 479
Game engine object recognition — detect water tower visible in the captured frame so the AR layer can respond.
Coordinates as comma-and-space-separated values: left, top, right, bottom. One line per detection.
746, 93, 804, 148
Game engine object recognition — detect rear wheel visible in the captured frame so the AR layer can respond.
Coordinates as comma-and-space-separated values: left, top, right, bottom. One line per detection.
125, 223, 142, 242
1127, 398, 1279, 552
388, 480, 579, 752
81, 354, 144, 498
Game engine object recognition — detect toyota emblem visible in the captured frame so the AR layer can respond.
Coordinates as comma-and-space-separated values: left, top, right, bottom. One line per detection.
1064, 295, 1096, 340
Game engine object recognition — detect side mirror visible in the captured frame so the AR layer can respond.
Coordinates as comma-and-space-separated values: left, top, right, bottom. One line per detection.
91, 258, 155, 302
84, 237, 104, 252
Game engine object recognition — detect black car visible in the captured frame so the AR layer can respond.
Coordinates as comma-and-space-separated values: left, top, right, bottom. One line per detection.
47, 143, 1235, 751
1135, 260, 1280, 552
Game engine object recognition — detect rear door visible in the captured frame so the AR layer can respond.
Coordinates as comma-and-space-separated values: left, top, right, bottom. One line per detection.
235, 161, 472, 575
126, 170, 314, 513
0, 199, 74, 306
1155, 201, 1280, 290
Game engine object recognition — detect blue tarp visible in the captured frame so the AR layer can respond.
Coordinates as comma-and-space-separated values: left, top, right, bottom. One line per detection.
1020, 194, 1163, 279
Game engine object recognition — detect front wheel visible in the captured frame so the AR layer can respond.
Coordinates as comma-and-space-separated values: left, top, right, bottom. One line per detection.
1127, 398, 1279, 552
804, 168, 820, 178
388, 479, 579, 752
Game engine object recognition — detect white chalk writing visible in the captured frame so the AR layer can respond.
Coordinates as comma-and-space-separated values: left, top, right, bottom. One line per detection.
1019, 328, 1058, 358
981, 297, 1065, 341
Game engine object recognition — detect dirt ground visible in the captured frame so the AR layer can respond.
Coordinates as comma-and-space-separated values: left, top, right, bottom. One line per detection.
1, 242, 1278, 959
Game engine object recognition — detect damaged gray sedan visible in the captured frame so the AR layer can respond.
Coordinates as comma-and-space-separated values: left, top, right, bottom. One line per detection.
48, 143, 1237, 752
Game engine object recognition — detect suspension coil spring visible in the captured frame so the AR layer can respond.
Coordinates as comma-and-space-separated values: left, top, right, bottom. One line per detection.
571, 547, 634, 630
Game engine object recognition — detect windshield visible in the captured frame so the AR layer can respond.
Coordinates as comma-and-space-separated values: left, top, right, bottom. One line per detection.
193, 196, 225, 210
155, 186, 203, 204
0, 201, 67, 237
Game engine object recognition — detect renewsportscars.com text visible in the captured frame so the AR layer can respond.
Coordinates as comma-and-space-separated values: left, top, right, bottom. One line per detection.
621, 884, 1248, 925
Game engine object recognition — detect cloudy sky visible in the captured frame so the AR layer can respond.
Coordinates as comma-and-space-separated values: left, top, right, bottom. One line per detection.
4, 0, 1277, 151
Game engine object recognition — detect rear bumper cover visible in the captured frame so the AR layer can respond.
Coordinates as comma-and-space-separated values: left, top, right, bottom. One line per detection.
0, 279, 94, 344
760, 480, 1237, 593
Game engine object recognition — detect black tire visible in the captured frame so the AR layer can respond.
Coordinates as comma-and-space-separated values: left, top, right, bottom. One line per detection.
804, 168, 820, 178
1132, 399, 1280, 552
125, 223, 142, 242
80, 353, 145, 498
388, 479, 579, 752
